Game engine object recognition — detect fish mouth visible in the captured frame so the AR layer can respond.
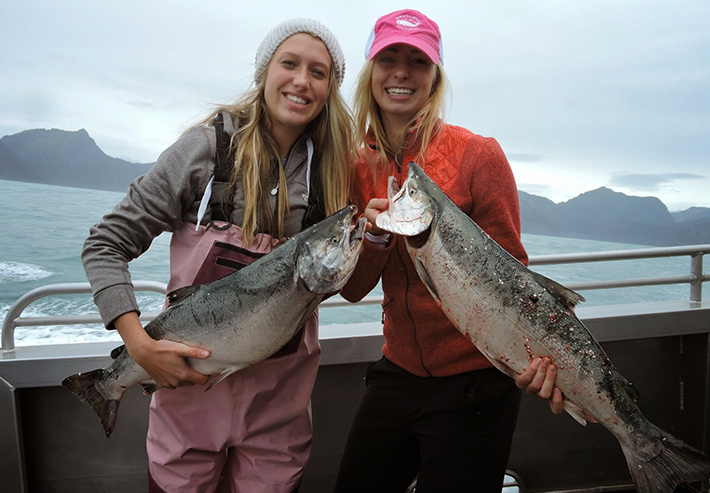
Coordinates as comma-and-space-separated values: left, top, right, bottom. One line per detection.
336, 205, 365, 255
298, 205, 366, 294
375, 175, 433, 236
350, 215, 367, 247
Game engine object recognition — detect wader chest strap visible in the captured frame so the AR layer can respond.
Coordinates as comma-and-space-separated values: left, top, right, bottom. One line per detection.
209, 113, 234, 226
208, 113, 326, 230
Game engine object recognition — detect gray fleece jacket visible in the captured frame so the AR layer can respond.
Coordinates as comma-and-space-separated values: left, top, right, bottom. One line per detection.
82, 112, 315, 328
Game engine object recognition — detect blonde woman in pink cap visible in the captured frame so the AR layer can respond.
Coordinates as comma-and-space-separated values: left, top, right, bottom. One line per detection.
82, 18, 352, 493
335, 9, 563, 492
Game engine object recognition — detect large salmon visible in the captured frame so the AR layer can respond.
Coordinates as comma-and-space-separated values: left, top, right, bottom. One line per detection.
376, 162, 710, 493
64, 205, 366, 437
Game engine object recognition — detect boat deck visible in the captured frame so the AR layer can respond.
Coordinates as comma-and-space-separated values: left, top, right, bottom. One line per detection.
1, 300, 709, 492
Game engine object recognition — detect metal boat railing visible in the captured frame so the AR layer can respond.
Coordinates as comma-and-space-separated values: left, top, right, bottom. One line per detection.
2, 244, 708, 351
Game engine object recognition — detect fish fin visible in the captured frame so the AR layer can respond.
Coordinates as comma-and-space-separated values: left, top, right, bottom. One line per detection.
296, 298, 321, 332
489, 359, 519, 379
475, 347, 518, 379
616, 369, 640, 402
621, 423, 710, 493
414, 257, 440, 303
564, 402, 589, 426
204, 369, 238, 391
110, 345, 125, 359
563, 400, 600, 426
62, 369, 124, 438
166, 285, 201, 307
530, 271, 586, 309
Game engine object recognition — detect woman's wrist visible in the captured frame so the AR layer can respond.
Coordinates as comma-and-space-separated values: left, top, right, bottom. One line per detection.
366, 231, 391, 248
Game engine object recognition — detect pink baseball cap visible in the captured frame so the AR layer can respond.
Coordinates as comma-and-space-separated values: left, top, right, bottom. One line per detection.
364, 9, 443, 64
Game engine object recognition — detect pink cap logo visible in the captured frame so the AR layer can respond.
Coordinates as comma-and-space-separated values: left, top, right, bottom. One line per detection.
365, 9, 443, 64
396, 14, 421, 30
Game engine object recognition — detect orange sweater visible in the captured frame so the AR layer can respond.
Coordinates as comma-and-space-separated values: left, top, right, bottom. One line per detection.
341, 123, 528, 377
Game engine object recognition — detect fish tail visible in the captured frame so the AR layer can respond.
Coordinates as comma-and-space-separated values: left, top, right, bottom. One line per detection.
621, 425, 710, 493
62, 369, 124, 438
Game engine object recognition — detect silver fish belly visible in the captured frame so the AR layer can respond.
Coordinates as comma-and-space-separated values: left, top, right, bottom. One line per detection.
376, 162, 710, 493
63, 205, 366, 437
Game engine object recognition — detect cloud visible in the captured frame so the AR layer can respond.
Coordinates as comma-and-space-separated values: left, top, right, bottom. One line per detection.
2, 0, 709, 209
608, 173, 705, 191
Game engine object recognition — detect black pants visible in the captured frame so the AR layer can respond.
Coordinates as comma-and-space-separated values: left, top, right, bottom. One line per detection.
333, 357, 522, 493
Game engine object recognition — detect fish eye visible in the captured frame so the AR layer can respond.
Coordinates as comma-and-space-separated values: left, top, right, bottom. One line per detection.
408, 187, 417, 196
330, 235, 340, 244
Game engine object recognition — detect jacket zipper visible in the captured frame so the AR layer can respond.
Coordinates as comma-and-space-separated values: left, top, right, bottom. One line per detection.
370, 134, 432, 376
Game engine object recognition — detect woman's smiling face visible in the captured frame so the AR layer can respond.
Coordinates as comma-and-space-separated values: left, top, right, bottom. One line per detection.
264, 33, 332, 141
371, 43, 437, 130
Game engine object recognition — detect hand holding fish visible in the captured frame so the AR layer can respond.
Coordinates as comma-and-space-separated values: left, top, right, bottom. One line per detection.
374, 163, 710, 492
363, 198, 389, 235
63, 206, 367, 437
514, 356, 565, 414
114, 311, 211, 389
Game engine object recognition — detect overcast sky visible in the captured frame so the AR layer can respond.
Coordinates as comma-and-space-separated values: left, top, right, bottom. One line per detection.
1, 0, 708, 210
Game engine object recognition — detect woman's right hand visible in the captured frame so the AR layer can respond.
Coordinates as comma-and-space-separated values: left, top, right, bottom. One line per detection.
114, 312, 211, 389
363, 197, 390, 235
514, 356, 565, 415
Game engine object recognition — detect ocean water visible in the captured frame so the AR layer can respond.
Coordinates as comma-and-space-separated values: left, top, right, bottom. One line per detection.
1, 179, 706, 347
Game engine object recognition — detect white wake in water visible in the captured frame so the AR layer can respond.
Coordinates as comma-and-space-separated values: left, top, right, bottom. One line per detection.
0, 261, 53, 283
2, 292, 164, 347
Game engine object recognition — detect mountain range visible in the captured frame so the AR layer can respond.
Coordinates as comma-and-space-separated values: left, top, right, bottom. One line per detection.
519, 189, 710, 246
0, 128, 152, 191
1, 128, 708, 247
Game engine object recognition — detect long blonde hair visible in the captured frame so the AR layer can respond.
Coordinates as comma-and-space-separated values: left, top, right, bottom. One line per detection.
202, 63, 353, 243
353, 60, 448, 177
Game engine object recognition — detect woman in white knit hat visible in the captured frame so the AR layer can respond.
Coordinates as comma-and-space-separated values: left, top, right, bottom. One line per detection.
82, 18, 352, 493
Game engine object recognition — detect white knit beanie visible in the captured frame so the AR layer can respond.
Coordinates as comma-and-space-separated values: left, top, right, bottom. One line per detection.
254, 18, 345, 86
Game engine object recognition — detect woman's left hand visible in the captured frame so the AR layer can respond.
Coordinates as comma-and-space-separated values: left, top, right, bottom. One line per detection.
362, 197, 389, 235
514, 356, 565, 415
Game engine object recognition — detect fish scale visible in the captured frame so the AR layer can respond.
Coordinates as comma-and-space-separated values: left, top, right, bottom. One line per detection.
63, 205, 366, 437
377, 162, 710, 493
420, 197, 636, 427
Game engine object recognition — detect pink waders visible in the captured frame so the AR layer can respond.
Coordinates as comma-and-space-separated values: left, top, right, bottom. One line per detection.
147, 222, 321, 492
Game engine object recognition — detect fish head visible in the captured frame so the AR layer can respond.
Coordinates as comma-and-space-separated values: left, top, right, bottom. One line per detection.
375, 162, 437, 238
297, 205, 366, 294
